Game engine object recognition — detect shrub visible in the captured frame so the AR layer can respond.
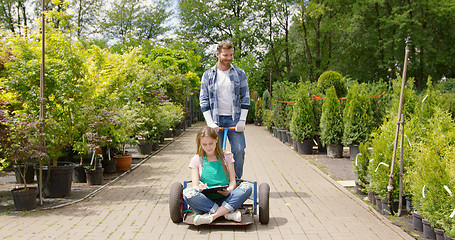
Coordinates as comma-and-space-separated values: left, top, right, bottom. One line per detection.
290, 84, 315, 142
317, 71, 347, 98
361, 80, 391, 130
320, 87, 343, 146
262, 109, 274, 131
255, 98, 263, 120
262, 90, 271, 110
407, 110, 455, 231
342, 83, 373, 146
271, 81, 297, 130
354, 142, 371, 188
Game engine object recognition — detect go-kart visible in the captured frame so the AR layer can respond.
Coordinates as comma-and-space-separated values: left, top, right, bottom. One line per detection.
169, 127, 270, 225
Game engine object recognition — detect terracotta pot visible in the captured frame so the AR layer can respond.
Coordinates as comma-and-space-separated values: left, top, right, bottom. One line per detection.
114, 154, 132, 171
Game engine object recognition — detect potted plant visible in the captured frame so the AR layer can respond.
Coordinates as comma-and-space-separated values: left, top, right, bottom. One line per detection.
290, 84, 315, 154
254, 98, 263, 126
342, 83, 373, 159
83, 149, 104, 186
320, 87, 344, 158
2, 113, 45, 210
83, 131, 104, 185
353, 142, 371, 195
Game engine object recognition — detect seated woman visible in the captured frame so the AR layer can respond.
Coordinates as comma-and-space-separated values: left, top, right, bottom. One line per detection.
183, 126, 252, 225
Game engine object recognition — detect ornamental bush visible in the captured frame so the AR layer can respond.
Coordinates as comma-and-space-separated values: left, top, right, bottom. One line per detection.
271, 81, 297, 130
407, 109, 455, 232
255, 98, 263, 120
290, 84, 315, 142
262, 90, 271, 110
317, 71, 347, 98
354, 142, 371, 188
320, 87, 343, 146
342, 83, 373, 146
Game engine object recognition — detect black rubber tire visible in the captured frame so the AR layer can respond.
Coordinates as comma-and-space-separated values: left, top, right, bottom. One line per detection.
259, 182, 270, 224
169, 182, 184, 223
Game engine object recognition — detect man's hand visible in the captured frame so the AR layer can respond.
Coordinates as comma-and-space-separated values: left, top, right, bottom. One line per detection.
235, 120, 246, 132
203, 110, 219, 132
207, 122, 219, 132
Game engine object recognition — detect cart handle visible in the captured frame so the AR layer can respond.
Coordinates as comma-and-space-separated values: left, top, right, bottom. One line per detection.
218, 127, 236, 150
219, 127, 236, 131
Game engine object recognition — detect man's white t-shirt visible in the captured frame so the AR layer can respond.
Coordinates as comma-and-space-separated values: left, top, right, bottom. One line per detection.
217, 69, 232, 116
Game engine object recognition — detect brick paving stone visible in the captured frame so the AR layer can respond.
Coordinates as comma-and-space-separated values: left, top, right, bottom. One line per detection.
0, 124, 415, 240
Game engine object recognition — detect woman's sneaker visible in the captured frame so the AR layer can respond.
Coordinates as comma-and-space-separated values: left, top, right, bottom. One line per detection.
224, 210, 242, 222
193, 213, 213, 226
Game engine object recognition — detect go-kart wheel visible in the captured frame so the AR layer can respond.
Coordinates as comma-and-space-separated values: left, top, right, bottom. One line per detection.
259, 182, 270, 224
169, 182, 184, 223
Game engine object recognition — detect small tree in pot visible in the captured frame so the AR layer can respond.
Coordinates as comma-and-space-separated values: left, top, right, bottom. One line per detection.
2, 113, 46, 210
320, 87, 344, 158
290, 84, 315, 154
342, 83, 373, 159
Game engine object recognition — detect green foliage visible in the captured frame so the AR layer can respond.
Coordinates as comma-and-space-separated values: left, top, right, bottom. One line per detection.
361, 80, 392, 130
247, 99, 255, 123
271, 81, 297, 129
262, 109, 274, 131
262, 90, 271, 110
290, 84, 315, 142
342, 83, 373, 145
407, 109, 455, 231
440, 93, 455, 119
320, 87, 343, 145
354, 142, 371, 187
255, 98, 263, 120
317, 71, 347, 98
436, 78, 455, 93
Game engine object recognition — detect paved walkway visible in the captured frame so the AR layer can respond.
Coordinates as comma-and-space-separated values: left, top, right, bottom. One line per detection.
0, 124, 413, 240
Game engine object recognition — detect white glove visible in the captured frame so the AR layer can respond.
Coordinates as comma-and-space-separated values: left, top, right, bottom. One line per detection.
235, 120, 246, 132
203, 110, 219, 132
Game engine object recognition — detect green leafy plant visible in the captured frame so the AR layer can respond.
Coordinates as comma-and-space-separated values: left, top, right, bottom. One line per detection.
407, 108, 455, 232
353, 142, 371, 188
271, 81, 297, 130
255, 98, 263, 120
262, 109, 274, 131
320, 87, 343, 146
342, 83, 373, 146
262, 90, 271, 110
317, 71, 347, 98
290, 84, 315, 142
1, 113, 47, 188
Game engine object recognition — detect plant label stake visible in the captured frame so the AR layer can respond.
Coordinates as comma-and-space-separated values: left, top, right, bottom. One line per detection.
388, 37, 410, 216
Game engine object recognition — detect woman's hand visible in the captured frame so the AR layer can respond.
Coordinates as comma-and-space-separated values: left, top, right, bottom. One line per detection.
217, 186, 234, 196
197, 183, 207, 192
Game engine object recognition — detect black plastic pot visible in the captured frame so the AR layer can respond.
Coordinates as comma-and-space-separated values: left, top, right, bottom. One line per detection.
11, 187, 37, 211
297, 140, 313, 155
85, 168, 104, 185
423, 219, 436, 239
434, 228, 444, 240
412, 211, 423, 232
37, 162, 74, 198
327, 144, 343, 158
73, 164, 87, 183
349, 144, 360, 160
101, 159, 117, 173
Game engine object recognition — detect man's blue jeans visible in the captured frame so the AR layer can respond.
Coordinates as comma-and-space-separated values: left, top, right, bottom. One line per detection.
218, 116, 246, 179
183, 182, 252, 215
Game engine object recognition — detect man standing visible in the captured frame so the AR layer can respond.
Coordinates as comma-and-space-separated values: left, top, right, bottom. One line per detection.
199, 40, 250, 179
